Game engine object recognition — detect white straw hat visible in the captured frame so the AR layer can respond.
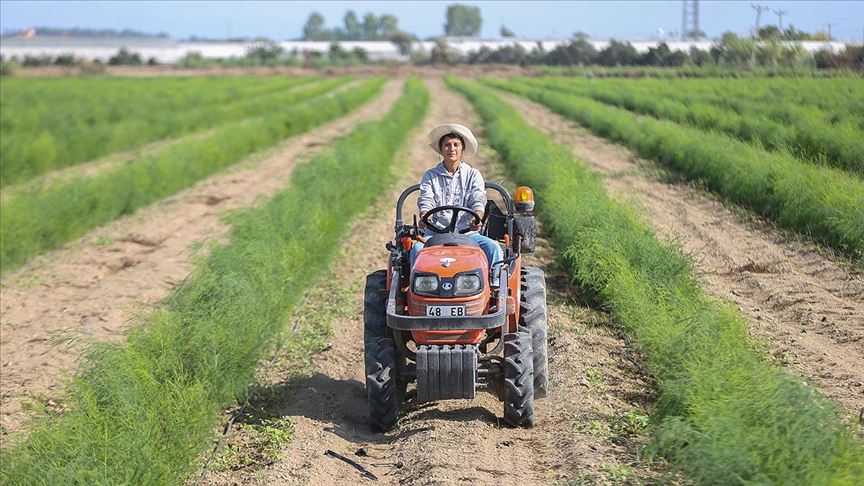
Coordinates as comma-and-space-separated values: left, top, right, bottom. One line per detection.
428, 123, 478, 157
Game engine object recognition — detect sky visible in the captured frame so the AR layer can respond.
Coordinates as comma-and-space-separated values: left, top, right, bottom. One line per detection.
1, 1, 862, 41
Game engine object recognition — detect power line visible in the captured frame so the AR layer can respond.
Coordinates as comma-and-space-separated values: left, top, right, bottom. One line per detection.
751, 4, 769, 38
824, 22, 836, 41
681, 0, 700, 40
773, 9, 788, 31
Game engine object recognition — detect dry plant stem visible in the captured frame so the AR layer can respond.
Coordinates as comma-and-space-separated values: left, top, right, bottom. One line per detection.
0, 80, 404, 437
498, 90, 864, 422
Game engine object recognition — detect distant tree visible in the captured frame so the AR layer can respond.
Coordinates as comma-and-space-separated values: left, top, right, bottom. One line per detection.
781, 25, 813, 40
468, 43, 531, 64
712, 32, 755, 66
391, 31, 415, 56
328, 42, 348, 61
178, 51, 208, 68
814, 44, 863, 70
363, 12, 379, 40
719, 31, 739, 44
757, 25, 782, 40
810, 30, 831, 41
689, 46, 711, 66
53, 53, 76, 66
303, 11, 326, 40
430, 37, 463, 64
500, 26, 516, 37
594, 39, 638, 66
352, 47, 369, 62
445, 4, 482, 37
245, 43, 284, 65
544, 37, 597, 65
343, 10, 361, 39
108, 48, 143, 65
640, 42, 687, 66
22, 54, 53, 66
378, 14, 399, 38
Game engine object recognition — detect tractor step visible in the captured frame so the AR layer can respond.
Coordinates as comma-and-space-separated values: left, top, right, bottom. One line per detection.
416, 344, 478, 402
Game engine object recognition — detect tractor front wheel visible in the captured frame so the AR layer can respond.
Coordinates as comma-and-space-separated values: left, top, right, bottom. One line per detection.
520, 266, 549, 398
365, 336, 399, 431
503, 330, 535, 427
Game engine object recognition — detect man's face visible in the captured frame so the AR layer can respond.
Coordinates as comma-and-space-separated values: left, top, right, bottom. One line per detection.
441, 136, 463, 165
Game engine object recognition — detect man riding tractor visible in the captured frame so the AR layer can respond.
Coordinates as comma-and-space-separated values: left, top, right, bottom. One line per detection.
364, 124, 548, 431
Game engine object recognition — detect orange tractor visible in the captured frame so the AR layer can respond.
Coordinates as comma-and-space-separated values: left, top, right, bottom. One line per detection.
364, 183, 548, 431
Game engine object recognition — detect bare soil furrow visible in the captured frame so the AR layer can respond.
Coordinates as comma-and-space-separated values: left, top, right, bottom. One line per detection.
498, 90, 864, 421
201, 78, 670, 485
0, 79, 403, 437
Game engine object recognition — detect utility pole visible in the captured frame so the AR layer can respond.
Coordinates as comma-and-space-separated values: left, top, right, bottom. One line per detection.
682, 0, 687, 40
681, 0, 700, 40
751, 4, 769, 38
773, 9, 788, 31
825, 22, 835, 41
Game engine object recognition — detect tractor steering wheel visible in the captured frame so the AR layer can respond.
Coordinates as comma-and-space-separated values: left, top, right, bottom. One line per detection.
421, 205, 482, 235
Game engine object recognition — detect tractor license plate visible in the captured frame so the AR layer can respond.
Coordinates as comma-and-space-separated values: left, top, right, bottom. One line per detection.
426, 305, 466, 317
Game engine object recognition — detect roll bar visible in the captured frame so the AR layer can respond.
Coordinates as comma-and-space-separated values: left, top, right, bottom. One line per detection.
394, 182, 516, 234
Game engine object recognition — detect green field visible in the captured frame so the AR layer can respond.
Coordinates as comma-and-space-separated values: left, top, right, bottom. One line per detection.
1, 72, 862, 485
483, 76, 864, 257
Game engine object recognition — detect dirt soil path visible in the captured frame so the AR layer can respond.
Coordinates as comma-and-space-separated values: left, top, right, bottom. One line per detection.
497, 91, 864, 422
200, 79, 674, 485
0, 80, 403, 437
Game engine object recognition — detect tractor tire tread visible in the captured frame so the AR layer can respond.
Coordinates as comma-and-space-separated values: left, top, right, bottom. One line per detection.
519, 266, 549, 398
503, 331, 535, 427
364, 270, 388, 341
365, 336, 398, 432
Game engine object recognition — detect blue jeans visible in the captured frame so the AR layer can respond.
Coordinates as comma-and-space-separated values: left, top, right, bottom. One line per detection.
410, 233, 504, 282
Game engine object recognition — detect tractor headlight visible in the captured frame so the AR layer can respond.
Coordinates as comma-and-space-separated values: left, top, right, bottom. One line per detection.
454, 274, 482, 295
413, 275, 439, 294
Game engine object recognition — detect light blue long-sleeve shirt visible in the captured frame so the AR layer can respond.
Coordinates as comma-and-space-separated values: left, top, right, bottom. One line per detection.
418, 161, 487, 233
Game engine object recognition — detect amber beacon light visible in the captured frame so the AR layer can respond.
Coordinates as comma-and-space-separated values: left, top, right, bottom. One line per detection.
514, 186, 535, 212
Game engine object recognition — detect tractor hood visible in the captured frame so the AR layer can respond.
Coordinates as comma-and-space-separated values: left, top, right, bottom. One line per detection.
412, 246, 488, 278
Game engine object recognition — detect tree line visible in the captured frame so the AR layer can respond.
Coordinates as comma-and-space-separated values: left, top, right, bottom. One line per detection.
301, 4, 483, 42
459, 34, 861, 70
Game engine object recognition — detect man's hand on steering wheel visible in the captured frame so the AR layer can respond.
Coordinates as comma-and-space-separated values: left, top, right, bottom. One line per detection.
420, 206, 482, 234
468, 211, 484, 231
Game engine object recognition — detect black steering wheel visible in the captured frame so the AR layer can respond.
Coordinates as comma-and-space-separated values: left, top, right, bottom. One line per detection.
421, 205, 481, 235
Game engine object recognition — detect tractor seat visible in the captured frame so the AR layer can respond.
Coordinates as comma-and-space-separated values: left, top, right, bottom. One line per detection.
423, 233, 480, 248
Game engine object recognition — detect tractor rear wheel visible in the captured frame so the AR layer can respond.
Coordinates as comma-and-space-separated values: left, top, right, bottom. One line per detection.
503, 330, 535, 427
520, 266, 549, 398
364, 270, 388, 341
365, 337, 398, 431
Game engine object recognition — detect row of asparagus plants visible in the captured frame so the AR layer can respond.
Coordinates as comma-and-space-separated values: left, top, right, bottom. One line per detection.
520, 77, 864, 174
0, 77, 384, 273
1, 76, 329, 186
0, 76, 299, 130
446, 76, 864, 485
483, 77, 864, 258
630, 77, 864, 120
537, 75, 864, 122
0, 75, 302, 162
539, 64, 862, 80
0, 77, 429, 485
